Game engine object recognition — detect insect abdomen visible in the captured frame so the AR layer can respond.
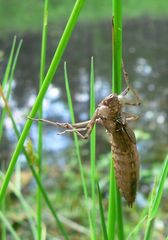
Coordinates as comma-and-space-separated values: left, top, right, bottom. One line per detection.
111, 134, 139, 207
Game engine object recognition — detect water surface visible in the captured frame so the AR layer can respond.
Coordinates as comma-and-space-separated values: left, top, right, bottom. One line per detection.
0, 19, 167, 169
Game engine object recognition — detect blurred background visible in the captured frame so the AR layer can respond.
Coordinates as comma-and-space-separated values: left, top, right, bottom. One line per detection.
0, 0, 168, 239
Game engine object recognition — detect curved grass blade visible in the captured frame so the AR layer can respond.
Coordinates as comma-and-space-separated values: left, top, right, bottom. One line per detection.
64, 62, 94, 238
0, 0, 86, 206
0, 38, 22, 140
144, 154, 168, 240
37, 0, 49, 239
1, 36, 16, 89
127, 215, 147, 240
0, 86, 69, 239
0, 172, 37, 238
107, 160, 117, 239
97, 181, 108, 240
90, 57, 96, 239
0, 211, 20, 240
107, 0, 124, 239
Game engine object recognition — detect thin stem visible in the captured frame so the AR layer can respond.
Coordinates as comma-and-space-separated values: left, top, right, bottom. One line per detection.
107, 160, 117, 239
90, 57, 96, 239
37, 0, 48, 239
112, 1, 124, 239
64, 62, 93, 238
108, 0, 124, 239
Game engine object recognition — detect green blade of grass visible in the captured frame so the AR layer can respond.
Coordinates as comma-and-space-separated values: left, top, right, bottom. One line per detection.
64, 62, 94, 238
1, 36, 16, 89
90, 57, 96, 239
144, 154, 168, 240
112, 1, 122, 94
0, 39, 22, 239
149, 154, 168, 219
0, 36, 16, 240
107, 160, 117, 239
0, 40, 22, 140
37, 0, 48, 239
97, 182, 108, 240
0, 0, 86, 205
0, 87, 69, 239
64, 61, 87, 196
127, 215, 147, 240
0, 212, 20, 240
0, 172, 37, 238
108, 0, 124, 239
0, 37, 17, 140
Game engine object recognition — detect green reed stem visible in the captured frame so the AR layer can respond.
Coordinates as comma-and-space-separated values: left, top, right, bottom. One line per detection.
1, 37, 16, 88
0, 212, 20, 240
144, 154, 168, 240
108, 0, 124, 239
97, 182, 108, 240
0, 0, 85, 205
107, 160, 117, 239
0, 37, 17, 140
37, 0, 48, 239
0, 37, 16, 240
0, 39, 22, 142
64, 62, 94, 238
90, 57, 96, 239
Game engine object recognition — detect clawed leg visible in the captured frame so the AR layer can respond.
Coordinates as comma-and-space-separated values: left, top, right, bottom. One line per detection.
119, 61, 141, 106
27, 117, 90, 139
122, 112, 139, 122
28, 112, 99, 139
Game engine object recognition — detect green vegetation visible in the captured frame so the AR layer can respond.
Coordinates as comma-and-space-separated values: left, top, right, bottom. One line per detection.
36, 0, 48, 239
107, 1, 124, 240
0, 0, 168, 33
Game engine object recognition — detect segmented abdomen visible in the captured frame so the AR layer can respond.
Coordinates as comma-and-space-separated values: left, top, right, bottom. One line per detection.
111, 130, 139, 207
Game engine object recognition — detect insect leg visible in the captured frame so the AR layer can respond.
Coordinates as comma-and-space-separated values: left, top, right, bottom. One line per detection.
57, 121, 90, 138
122, 112, 139, 122
27, 117, 89, 139
53, 116, 102, 138
83, 109, 100, 139
121, 61, 141, 106
120, 86, 129, 96
57, 127, 88, 138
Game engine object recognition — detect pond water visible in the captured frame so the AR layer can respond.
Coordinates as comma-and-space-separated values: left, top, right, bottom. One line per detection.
0, 18, 168, 171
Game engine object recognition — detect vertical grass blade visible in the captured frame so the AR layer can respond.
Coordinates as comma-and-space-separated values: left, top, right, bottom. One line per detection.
149, 154, 168, 219
0, 36, 16, 240
37, 0, 48, 239
107, 160, 117, 239
1, 36, 16, 89
0, 0, 86, 205
144, 154, 168, 240
0, 212, 20, 240
64, 62, 93, 238
0, 172, 36, 238
97, 182, 108, 240
90, 57, 96, 239
64, 62, 87, 197
108, 0, 124, 239
127, 215, 147, 240
112, 1, 122, 94
0, 38, 21, 140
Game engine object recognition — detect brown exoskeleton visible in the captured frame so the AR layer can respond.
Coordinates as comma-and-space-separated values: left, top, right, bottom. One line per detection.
28, 64, 141, 207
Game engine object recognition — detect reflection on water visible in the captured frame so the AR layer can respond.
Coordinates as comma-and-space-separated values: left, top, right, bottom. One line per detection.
0, 19, 168, 167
